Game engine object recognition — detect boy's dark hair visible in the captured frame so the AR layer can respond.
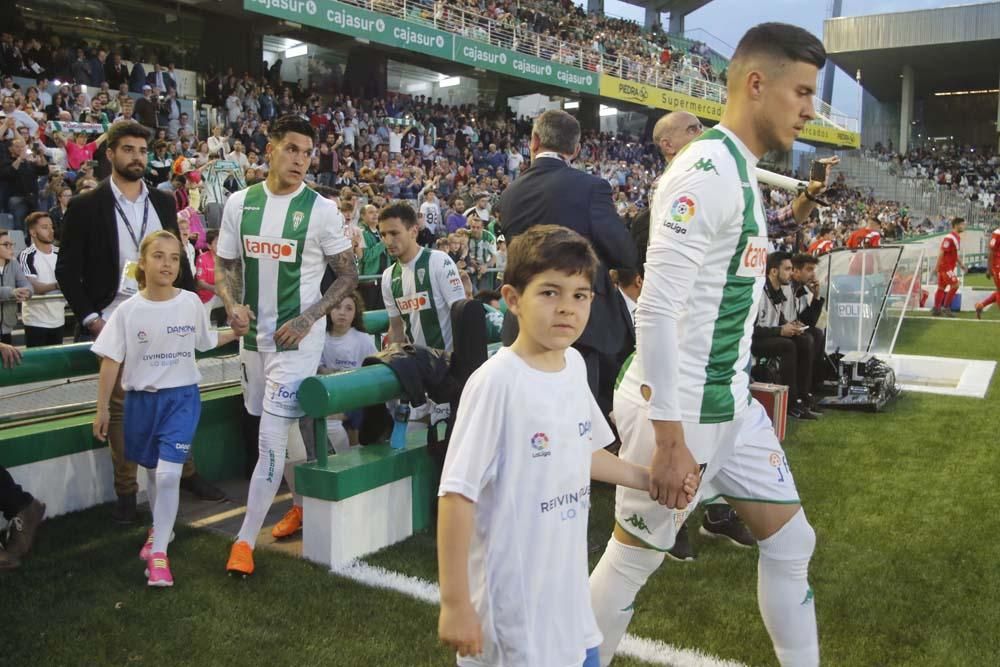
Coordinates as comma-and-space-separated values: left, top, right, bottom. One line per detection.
473, 289, 501, 304
269, 114, 317, 144
731, 23, 826, 71
379, 202, 418, 229
766, 251, 792, 275
106, 120, 151, 150
791, 253, 818, 270
504, 225, 598, 292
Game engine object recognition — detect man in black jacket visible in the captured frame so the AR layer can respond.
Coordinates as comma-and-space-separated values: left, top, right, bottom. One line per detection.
498, 109, 637, 414
55, 121, 223, 523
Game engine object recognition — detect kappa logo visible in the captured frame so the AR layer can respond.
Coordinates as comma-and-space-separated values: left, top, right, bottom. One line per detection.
623, 513, 651, 534
244, 235, 298, 263
292, 210, 305, 230
688, 157, 719, 175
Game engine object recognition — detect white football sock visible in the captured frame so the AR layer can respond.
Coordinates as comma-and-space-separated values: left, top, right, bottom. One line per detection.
144, 466, 157, 514
237, 412, 293, 548
151, 460, 183, 554
590, 536, 665, 667
283, 459, 306, 507
327, 418, 351, 453
757, 508, 819, 667
284, 422, 308, 507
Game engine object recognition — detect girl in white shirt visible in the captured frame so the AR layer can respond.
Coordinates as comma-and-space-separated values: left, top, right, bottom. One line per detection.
319, 291, 376, 452
92, 230, 243, 588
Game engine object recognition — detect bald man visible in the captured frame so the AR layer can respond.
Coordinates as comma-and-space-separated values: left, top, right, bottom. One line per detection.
652, 110, 703, 162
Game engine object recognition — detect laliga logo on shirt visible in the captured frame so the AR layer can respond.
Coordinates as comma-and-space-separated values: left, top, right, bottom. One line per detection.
670, 195, 696, 223
244, 235, 299, 263
137, 330, 148, 343
530, 432, 551, 458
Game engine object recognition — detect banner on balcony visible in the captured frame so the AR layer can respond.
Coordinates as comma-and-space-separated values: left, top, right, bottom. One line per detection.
452, 36, 598, 94
244, 0, 453, 61
599, 74, 860, 149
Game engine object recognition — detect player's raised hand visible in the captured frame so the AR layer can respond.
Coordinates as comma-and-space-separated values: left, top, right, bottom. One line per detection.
648, 420, 700, 509
439, 600, 483, 657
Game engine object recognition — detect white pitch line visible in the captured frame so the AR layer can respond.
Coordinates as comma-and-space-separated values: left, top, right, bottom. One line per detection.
330, 559, 748, 667
906, 315, 1000, 323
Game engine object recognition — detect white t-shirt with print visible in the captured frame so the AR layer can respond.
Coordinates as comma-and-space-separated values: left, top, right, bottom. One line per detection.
439, 346, 614, 667
320, 327, 376, 373
92, 289, 218, 392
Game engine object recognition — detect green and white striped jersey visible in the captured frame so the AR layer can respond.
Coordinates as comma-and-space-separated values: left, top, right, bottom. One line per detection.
467, 230, 496, 268
217, 182, 352, 353
617, 125, 769, 424
381, 247, 466, 352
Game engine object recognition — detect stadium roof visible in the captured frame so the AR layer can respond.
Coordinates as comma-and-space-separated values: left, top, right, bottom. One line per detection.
823, 2, 1000, 102
614, 0, 713, 18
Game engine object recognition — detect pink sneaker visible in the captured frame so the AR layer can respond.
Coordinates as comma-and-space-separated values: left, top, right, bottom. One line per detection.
145, 552, 174, 587
139, 529, 175, 561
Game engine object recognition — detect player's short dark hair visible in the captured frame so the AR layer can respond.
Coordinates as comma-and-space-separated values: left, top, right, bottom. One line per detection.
473, 289, 501, 304
731, 23, 826, 71
378, 202, 418, 229
106, 120, 151, 150
819, 225, 833, 237
614, 267, 642, 287
26, 211, 52, 231
504, 225, 598, 292
952, 217, 965, 228
767, 251, 792, 274
268, 114, 316, 144
791, 253, 818, 270
313, 185, 338, 199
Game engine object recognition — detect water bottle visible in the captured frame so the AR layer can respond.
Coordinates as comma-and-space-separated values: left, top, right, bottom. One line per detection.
390, 401, 410, 450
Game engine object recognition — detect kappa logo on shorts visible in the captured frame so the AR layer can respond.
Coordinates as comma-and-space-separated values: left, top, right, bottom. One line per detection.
623, 513, 651, 534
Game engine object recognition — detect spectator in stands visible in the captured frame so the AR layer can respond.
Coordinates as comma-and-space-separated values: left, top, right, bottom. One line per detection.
752, 252, 822, 420
17, 212, 65, 347
0, 228, 33, 343
48, 185, 72, 238
0, 460, 45, 571
2, 95, 39, 137
1, 135, 49, 233
55, 120, 224, 522
128, 60, 147, 94
133, 85, 157, 131
105, 52, 130, 90
146, 63, 175, 94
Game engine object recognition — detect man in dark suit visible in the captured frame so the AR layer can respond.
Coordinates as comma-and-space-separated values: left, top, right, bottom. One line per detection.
55, 121, 224, 524
146, 63, 176, 95
499, 109, 637, 415
104, 52, 130, 90
133, 85, 158, 131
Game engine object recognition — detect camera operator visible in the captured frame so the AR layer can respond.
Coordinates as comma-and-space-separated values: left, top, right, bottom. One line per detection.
751, 252, 823, 420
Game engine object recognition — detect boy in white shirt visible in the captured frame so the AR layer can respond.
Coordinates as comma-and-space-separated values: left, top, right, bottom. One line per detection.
436, 225, 697, 666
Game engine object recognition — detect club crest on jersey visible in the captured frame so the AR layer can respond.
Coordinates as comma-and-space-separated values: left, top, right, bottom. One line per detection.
417, 268, 426, 284
736, 236, 768, 278
292, 211, 305, 230
396, 291, 431, 315
244, 235, 298, 263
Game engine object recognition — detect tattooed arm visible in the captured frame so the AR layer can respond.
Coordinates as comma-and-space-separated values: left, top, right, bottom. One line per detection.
274, 248, 359, 348
215, 256, 254, 328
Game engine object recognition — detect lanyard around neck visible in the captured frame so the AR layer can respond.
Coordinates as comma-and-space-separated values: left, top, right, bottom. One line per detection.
113, 194, 150, 252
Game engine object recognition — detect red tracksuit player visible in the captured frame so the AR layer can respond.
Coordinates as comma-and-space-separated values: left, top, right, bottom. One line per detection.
975, 226, 1000, 319
933, 217, 967, 317
808, 226, 835, 257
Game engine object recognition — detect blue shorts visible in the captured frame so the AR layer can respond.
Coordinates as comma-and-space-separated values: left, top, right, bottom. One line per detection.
343, 408, 364, 431
583, 647, 599, 667
124, 385, 201, 469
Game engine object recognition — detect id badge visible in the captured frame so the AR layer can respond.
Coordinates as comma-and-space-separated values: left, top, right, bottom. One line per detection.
119, 260, 139, 296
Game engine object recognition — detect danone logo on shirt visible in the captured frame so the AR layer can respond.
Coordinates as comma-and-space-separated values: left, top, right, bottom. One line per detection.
736, 236, 768, 278
166, 324, 196, 337
396, 291, 431, 315
244, 235, 299, 263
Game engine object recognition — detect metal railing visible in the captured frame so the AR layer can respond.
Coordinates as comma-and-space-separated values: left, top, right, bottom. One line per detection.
353, 0, 856, 130
836, 151, 997, 227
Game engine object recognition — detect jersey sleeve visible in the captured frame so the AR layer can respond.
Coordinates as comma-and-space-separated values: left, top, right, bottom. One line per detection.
319, 204, 353, 257
91, 304, 127, 362
382, 266, 400, 318
216, 190, 244, 261
434, 252, 467, 306
18, 249, 36, 278
990, 234, 999, 250
637, 146, 742, 421
438, 366, 504, 502
192, 294, 219, 352
941, 237, 953, 251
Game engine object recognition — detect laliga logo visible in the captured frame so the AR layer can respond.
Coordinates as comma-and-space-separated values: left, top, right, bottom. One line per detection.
530, 432, 551, 458
137, 330, 148, 343
670, 195, 696, 223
